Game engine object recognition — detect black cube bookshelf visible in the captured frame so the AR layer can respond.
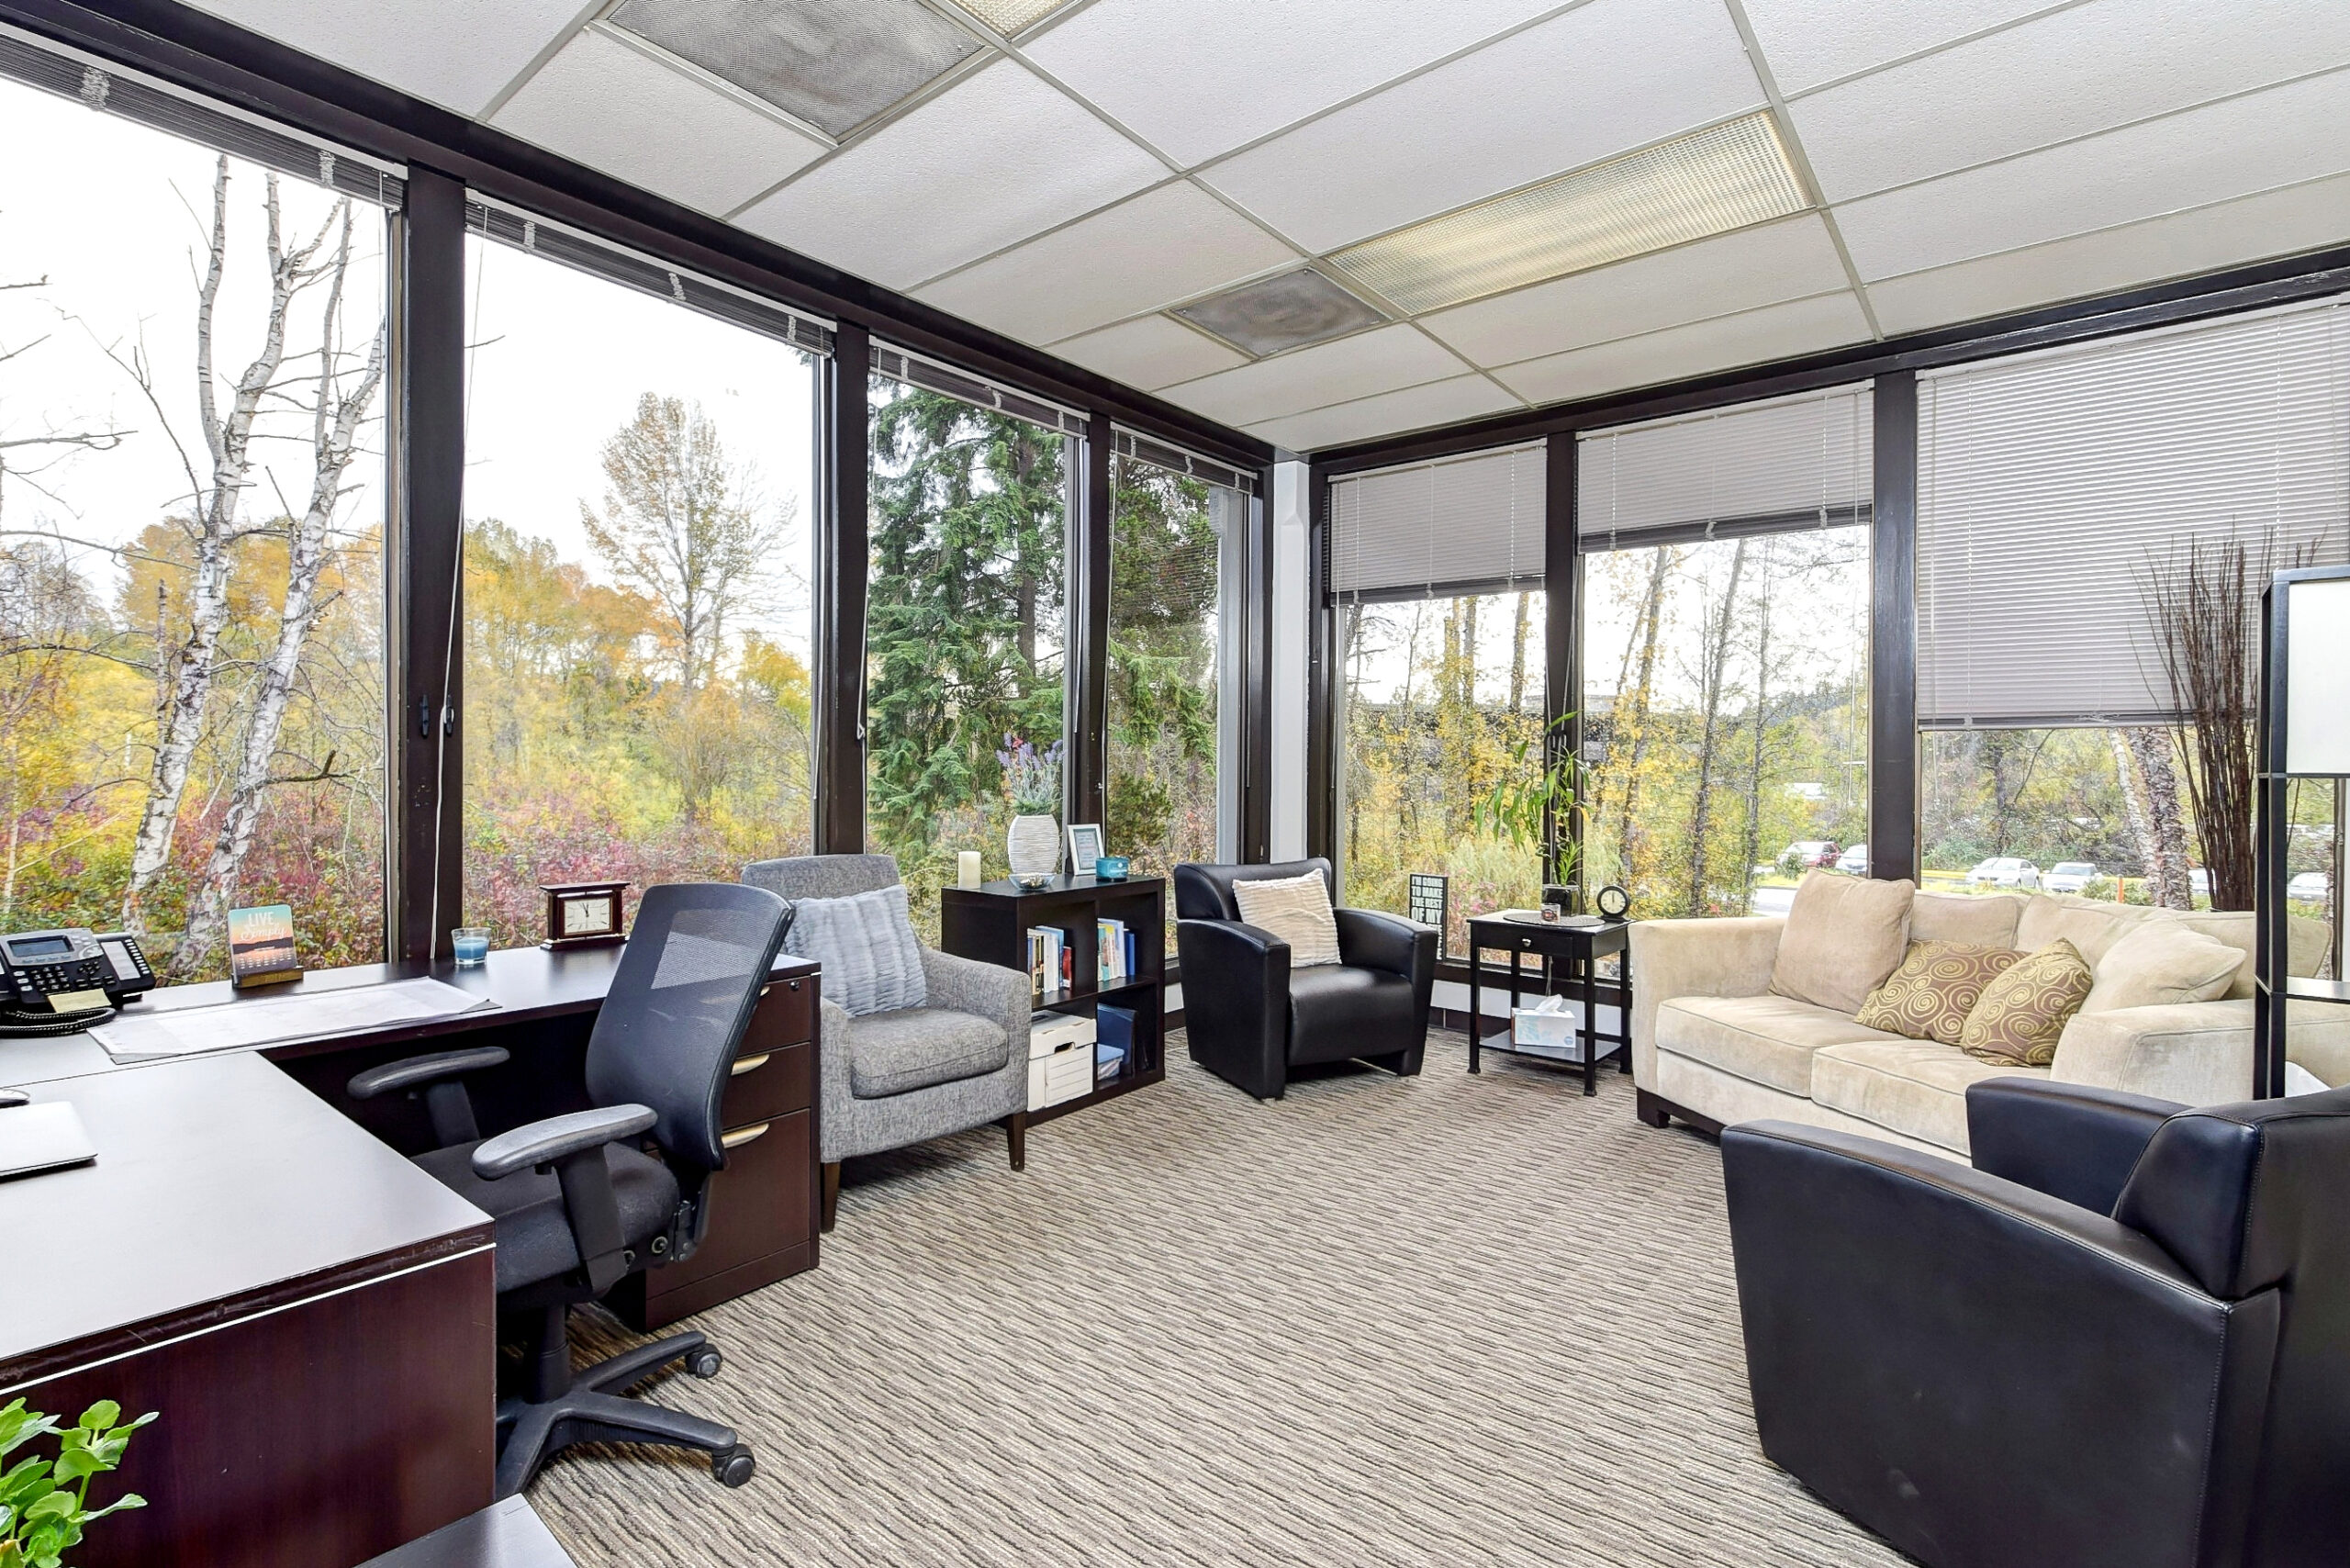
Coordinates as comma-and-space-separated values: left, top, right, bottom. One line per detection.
940, 873, 1166, 1126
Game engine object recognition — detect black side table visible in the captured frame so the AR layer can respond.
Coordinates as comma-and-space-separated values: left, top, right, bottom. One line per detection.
1464, 913, 1632, 1095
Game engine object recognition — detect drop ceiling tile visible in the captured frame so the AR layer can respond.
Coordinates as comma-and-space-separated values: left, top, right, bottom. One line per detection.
1419, 215, 1850, 367
1200, 0, 1762, 253
1792, 0, 2350, 203
735, 62, 1165, 288
1024, 0, 1560, 168
1832, 69, 2350, 280
491, 31, 826, 215
1494, 292, 1873, 405
182, 0, 588, 113
1157, 325, 1471, 427
913, 183, 1295, 344
1249, 375, 1520, 454
1740, 0, 2059, 95
1866, 173, 2350, 335
1051, 315, 1248, 390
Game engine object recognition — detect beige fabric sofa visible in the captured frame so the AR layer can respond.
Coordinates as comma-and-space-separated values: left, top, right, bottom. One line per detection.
1629, 890, 2345, 1157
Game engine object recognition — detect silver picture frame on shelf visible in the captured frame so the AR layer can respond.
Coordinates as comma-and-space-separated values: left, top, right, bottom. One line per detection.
1068, 823, 1104, 876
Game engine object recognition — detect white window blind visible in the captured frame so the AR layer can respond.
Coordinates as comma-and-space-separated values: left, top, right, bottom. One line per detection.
1917, 297, 2350, 727
1576, 384, 1873, 550
1326, 442, 1545, 603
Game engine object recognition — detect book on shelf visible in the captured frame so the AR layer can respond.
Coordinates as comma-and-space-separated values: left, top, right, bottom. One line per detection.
1096, 916, 1127, 986
1026, 925, 1067, 1000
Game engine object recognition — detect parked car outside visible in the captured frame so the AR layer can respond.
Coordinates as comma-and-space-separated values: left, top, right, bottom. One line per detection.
2287, 871, 2332, 903
1834, 844, 1868, 875
1968, 857, 2042, 890
1782, 840, 1841, 870
2043, 861, 2098, 895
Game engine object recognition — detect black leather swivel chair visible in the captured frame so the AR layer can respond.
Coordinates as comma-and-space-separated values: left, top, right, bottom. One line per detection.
1173, 858, 1437, 1100
1722, 1077, 2350, 1568
349, 882, 790, 1497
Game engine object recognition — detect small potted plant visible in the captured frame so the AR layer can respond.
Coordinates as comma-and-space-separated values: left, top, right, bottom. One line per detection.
997, 734, 1066, 890
1473, 713, 1586, 918
1, 1396, 154, 1568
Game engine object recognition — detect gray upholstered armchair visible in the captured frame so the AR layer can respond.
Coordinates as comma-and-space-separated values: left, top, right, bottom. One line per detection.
741, 853, 1030, 1230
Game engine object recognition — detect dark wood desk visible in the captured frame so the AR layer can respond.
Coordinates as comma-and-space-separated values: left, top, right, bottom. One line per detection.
0, 1052, 496, 1568
0, 943, 822, 1565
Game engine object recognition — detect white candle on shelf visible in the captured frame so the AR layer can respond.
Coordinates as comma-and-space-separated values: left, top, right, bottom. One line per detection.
957, 850, 982, 889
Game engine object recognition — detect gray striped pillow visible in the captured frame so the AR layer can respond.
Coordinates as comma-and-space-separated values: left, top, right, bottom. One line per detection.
783, 883, 927, 1016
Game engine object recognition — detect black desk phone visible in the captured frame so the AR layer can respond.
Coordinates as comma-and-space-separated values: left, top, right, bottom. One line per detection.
0, 928, 156, 1034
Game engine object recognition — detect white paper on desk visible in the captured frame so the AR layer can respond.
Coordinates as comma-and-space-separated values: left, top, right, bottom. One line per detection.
88, 978, 500, 1063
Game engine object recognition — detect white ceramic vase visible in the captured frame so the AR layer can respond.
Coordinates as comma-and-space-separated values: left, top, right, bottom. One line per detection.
1006, 812, 1060, 887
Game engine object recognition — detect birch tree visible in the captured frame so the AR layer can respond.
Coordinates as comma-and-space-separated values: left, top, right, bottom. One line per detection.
2121, 726, 2194, 908
1684, 539, 1748, 913
118, 161, 346, 935
174, 202, 385, 972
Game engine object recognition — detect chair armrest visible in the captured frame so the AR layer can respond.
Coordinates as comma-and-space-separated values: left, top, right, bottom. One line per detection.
1627, 916, 1783, 1088
472, 1104, 656, 1180
1333, 907, 1433, 980
346, 1045, 510, 1100
919, 946, 1031, 1036
1722, 1119, 2277, 1568
1175, 919, 1291, 1098
1965, 1077, 2183, 1215
348, 1045, 510, 1147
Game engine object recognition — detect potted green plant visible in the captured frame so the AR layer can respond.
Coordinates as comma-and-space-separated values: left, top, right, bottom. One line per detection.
997, 734, 1065, 890
1473, 713, 1587, 916
1, 1397, 153, 1568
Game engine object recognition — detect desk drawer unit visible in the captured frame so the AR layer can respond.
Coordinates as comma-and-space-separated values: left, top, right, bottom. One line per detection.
614, 969, 820, 1329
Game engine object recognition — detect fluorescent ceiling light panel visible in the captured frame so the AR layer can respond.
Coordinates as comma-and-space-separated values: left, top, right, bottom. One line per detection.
1327, 112, 1807, 316
1171, 268, 1387, 357
610, 0, 981, 139
945, 0, 1072, 37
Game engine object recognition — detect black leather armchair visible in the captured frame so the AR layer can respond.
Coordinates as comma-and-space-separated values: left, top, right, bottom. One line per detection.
1722, 1076, 2350, 1568
1173, 858, 1437, 1100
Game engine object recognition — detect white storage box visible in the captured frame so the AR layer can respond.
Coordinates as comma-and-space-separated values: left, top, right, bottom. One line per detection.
1027, 1013, 1097, 1110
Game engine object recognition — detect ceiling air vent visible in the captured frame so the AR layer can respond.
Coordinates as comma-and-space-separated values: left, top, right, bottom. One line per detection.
1327, 111, 1808, 315
1171, 267, 1388, 358
943, 0, 1076, 38
610, 0, 982, 140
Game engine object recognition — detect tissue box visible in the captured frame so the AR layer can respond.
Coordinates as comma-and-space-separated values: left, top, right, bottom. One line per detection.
1512, 997, 1576, 1048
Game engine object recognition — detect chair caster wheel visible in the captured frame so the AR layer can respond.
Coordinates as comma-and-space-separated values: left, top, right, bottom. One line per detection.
686, 1347, 723, 1379
712, 1444, 755, 1487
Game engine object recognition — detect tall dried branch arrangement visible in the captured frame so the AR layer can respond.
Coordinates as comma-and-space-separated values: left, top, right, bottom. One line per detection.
2138, 534, 2296, 912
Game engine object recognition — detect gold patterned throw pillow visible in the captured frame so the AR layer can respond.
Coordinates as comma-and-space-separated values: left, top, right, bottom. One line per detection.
1856, 941, 2024, 1046
1958, 938, 2094, 1067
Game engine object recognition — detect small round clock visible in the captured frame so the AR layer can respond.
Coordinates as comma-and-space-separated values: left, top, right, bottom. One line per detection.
1595, 884, 1631, 921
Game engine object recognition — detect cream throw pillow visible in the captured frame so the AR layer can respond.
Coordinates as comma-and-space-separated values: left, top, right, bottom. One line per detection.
1769, 868, 1916, 1016
2083, 922, 2244, 1014
1232, 870, 1342, 968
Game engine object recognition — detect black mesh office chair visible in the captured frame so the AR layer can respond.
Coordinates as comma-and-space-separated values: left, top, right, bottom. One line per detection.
349, 882, 790, 1497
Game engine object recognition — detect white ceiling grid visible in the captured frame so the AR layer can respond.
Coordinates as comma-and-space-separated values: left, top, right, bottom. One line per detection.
186, 0, 2350, 452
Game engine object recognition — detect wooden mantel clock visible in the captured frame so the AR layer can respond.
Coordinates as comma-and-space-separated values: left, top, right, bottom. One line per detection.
541, 880, 629, 950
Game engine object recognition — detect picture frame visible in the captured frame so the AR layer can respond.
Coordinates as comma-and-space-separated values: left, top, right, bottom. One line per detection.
227, 902, 303, 989
1067, 823, 1105, 877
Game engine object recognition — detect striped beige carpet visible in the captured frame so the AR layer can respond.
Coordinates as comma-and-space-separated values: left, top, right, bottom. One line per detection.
536, 1030, 1912, 1567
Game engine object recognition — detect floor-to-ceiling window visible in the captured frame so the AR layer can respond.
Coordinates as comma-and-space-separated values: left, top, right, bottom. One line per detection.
459, 208, 821, 946
1915, 299, 2348, 927
1106, 442, 1246, 884
0, 71, 391, 980
866, 363, 1072, 937
1577, 387, 1873, 919
1330, 443, 1546, 956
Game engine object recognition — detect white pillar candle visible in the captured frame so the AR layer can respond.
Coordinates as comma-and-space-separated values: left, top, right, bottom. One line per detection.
957, 850, 982, 889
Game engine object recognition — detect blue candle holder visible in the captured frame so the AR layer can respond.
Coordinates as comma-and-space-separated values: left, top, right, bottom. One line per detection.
452, 927, 491, 967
